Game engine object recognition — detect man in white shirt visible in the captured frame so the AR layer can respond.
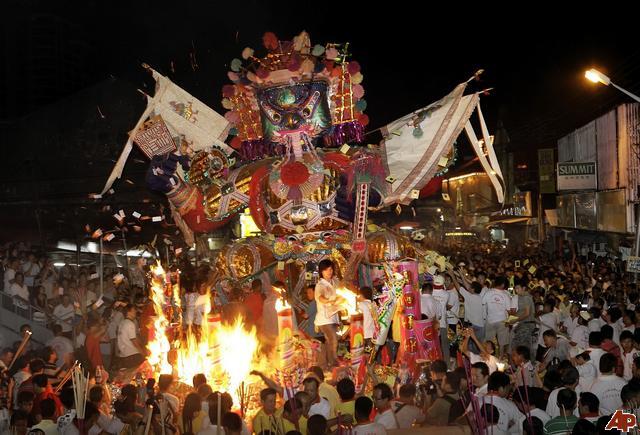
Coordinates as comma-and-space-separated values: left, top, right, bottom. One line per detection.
431, 276, 450, 363
444, 274, 460, 331
52, 295, 75, 335
620, 330, 640, 381
116, 304, 147, 369
587, 353, 626, 415
537, 298, 559, 349
30, 398, 58, 435
372, 383, 398, 430
475, 372, 524, 434
9, 272, 30, 310
420, 283, 439, 322
586, 331, 606, 375
392, 384, 425, 428
456, 279, 485, 339
471, 362, 489, 397
158, 374, 179, 419
588, 308, 606, 332
481, 276, 513, 356
546, 367, 581, 418
47, 325, 74, 368
512, 386, 550, 429
22, 253, 40, 288
352, 396, 387, 435
3, 258, 18, 292
303, 377, 331, 419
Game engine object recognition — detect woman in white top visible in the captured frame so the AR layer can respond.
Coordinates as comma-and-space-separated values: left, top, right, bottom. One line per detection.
315, 259, 341, 369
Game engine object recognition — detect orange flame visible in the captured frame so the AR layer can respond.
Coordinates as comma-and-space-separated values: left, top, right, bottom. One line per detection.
146, 263, 262, 406
335, 287, 359, 315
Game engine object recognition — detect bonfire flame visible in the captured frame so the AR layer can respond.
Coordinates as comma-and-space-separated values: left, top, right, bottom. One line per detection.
146, 263, 262, 406
147, 264, 173, 375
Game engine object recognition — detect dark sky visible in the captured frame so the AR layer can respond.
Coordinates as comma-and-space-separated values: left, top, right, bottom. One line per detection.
5, 1, 640, 151
2, 1, 640, 243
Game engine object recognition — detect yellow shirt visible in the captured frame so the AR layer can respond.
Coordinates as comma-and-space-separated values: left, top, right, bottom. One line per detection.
319, 382, 340, 418
252, 408, 280, 434
178, 410, 206, 434
282, 416, 307, 435
335, 400, 355, 420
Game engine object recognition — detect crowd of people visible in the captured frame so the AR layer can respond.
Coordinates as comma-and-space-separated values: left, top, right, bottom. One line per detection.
1, 239, 640, 434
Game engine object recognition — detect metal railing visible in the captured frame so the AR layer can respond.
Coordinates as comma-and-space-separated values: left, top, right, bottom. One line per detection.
0, 290, 76, 343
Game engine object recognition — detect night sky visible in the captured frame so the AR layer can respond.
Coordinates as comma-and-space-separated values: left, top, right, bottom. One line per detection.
5, 1, 640, 149
2, 1, 640, 241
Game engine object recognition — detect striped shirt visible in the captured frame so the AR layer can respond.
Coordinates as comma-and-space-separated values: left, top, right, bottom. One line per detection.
543, 415, 578, 435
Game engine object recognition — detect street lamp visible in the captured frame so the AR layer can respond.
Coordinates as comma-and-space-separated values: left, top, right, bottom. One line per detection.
585, 68, 640, 278
585, 68, 640, 103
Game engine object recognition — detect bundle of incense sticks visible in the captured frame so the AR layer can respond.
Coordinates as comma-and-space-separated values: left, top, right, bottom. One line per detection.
72, 365, 89, 434
7, 331, 32, 371
54, 361, 80, 393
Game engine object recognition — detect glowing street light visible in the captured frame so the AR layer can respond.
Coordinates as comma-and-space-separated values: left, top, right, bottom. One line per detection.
585, 68, 640, 103
586, 67, 640, 277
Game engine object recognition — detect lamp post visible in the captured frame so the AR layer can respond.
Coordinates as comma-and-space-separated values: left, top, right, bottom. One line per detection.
585, 69, 640, 104
585, 68, 640, 277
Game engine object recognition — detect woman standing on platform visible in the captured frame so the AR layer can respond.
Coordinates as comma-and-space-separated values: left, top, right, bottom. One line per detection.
314, 259, 341, 370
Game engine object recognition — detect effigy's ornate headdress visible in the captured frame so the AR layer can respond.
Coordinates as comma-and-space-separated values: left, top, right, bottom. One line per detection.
222, 31, 368, 161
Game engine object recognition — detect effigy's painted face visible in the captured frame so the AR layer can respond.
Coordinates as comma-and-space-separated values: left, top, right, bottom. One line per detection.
257, 80, 331, 144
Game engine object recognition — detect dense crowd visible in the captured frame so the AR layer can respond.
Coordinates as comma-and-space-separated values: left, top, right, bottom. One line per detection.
1, 239, 639, 434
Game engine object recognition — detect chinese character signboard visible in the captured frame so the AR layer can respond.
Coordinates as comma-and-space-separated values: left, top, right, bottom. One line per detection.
557, 162, 597, 191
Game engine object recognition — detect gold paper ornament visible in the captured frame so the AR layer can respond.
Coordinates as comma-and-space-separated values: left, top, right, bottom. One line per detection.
366, 231, 416, 264
214, 238, 275, 280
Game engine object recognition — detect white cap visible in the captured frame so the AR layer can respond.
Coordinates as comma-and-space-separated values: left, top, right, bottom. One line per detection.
433, 275, 445, 289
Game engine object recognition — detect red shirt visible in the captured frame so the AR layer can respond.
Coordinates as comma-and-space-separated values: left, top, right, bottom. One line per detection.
244, 292, 264, 323
32, 385, 64, 419
85, 333, 103, 372
601, 338, 624, 376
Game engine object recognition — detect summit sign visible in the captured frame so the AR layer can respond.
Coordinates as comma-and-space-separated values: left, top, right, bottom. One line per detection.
557, 162, 597, 191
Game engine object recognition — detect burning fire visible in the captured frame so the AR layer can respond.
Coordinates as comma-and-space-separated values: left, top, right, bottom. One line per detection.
217, 318, 259, 398
335, 287, 359, 315
146, 263, 262, 405
147, 264, 173, 375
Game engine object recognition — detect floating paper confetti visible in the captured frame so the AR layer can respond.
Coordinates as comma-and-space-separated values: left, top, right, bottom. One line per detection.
103, 233, 115, 242
152, 216, 163, 222
132, 212, 141, 219
92, 229, 103, 238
